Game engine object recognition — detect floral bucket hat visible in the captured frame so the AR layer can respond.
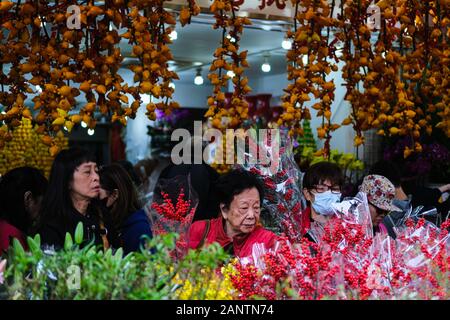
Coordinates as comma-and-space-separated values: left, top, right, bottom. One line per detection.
359, 175, 401, 212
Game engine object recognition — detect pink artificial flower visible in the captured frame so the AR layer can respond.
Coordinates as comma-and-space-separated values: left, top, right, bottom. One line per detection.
0, 259, 6, 284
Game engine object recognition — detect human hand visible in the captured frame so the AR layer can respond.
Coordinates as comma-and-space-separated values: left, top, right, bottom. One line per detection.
438, 184, 450, 193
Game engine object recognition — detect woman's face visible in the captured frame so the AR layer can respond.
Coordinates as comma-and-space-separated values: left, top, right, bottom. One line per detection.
70, 162, 100, 200
99, 188, 118, 208
27, 195, 43, 221
221, 187, 261, 236
369, 203, 387, 227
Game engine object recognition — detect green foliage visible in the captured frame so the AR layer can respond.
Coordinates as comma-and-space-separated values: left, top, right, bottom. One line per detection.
0, 226, 230, 300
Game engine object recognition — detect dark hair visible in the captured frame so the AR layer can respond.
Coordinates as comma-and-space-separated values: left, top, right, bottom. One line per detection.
37, 147, 96, 228
99, 163, 141, 231
0, 167, 48, 232
303, 161, 344, 190
116, 160, 142, 187
369, 160, 401, 187
214, 169, 264, 209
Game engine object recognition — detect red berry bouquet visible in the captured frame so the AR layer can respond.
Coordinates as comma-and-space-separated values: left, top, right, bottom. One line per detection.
227, 192, 450, 299
148, 175, 198, 259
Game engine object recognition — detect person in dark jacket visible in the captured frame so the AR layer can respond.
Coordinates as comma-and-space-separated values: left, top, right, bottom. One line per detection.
35, 148, 109, 250
370, 160, 450, 233
99, 163, 152, 254
0, 167, 48, 253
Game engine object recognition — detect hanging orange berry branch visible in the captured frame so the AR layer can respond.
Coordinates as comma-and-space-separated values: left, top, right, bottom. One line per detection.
281, 0, 340, 158
338, 0, 449, 157
0, 0, 198, 156
205, 0, 252, 129
123, 1, 181, 122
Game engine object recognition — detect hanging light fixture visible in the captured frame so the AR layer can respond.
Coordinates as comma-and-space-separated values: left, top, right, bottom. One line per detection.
261, 54, 271, 73
194, 68, 204, 85
169, 30, 177, 41
281, 38, 292, 50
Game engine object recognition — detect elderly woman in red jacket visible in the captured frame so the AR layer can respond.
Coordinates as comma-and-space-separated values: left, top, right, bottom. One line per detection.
188, 170, 278, 258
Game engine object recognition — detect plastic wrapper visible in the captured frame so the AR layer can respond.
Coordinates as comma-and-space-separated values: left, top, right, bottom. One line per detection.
307, 192, 373, 244
147, 174, 198, 259
237, 129, 306, 242
228, 191, 450, 299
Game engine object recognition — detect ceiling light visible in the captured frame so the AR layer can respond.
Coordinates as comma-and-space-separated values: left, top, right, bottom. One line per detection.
169, 30, 177, 41
226, 34, 236, 43
281, 39, 292, 50
261, 55, 271, 73
194, 68, 204, 85
87, 128, 95, 136
141, 94, 151, 104
227, 70, 235, 78
81, 121, 87, 128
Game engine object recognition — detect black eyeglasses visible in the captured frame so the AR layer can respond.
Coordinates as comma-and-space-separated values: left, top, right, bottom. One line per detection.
311, 184, 341, 194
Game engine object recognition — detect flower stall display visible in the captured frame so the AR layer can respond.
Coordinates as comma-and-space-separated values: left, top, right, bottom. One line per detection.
0, 117, 68, 177
226, 198, 450, 300
1, 193, 449, 300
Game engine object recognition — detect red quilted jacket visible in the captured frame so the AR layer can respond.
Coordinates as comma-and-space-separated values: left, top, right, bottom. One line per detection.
188, 217, 278, 258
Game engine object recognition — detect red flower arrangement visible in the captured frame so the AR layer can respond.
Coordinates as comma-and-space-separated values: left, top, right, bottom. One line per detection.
151, 189, 195, 223
228, 209, 450, 300
148, 176, 198, 260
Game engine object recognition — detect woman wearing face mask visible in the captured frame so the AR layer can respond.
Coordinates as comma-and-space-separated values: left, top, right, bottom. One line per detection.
301, 162, 343, 241
0, 167, 48, 253
188, 170, 278, 258
98, 164, 152, 254
35, 148, 109, 250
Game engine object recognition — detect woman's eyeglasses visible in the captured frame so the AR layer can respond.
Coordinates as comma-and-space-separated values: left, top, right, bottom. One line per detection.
311, 184, 341, 194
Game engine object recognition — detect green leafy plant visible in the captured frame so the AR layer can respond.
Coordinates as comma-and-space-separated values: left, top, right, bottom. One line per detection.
0, 223, 232, 300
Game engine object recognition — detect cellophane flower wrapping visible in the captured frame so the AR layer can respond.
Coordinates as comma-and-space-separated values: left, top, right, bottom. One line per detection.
238, 128, 306, 243
148, 174, 198, 260
226, 191, 450, 300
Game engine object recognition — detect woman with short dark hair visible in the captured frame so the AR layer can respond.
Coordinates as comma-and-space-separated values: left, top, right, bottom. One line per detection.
0, 167, 48, 253
36, 148, 109, 250
188, 170, 278, 258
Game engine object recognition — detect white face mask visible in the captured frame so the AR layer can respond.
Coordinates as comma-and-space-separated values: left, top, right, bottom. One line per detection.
311, 191, 342, 216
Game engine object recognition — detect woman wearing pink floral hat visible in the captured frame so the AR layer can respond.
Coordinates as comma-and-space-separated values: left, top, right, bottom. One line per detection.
359, 174, 401, 234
